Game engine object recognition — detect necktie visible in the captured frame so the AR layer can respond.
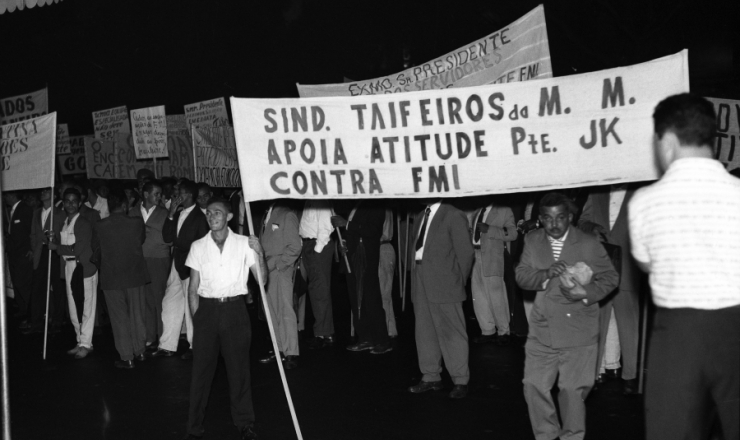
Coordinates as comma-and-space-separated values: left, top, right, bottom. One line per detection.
415, 208, 431, 251
474, 209, 485, 242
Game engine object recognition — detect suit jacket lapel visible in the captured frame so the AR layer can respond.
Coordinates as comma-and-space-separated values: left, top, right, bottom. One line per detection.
425, 204, 446, 246
558, 227, 580, 265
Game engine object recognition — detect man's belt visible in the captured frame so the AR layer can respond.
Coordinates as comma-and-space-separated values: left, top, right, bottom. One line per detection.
380, 240, 392, 245
63, 257, 76, 261
302, 237, 317, 241
415, 259, 423, 265
473, 244, 481, 250
199, 295, 242, 304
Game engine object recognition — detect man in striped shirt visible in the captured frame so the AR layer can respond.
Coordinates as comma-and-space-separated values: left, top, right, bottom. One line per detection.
628, 93, 740, 440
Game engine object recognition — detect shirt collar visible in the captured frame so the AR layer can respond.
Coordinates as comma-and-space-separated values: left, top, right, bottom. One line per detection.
11, 200, 20, 212
666, 157, 725, 175
181, 204, 195, 216
547, 227, 570, 243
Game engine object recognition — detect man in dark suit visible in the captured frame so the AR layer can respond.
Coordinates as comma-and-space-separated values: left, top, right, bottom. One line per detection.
258, 201, 302, 368
332, 201, 392, 355
73, 183, 102, 224
579, 184, 646, 394
26, 188, 65, 334
51, 188, 99, 360
470, 199, 518, 345
408, 199, 475, 399
152, 180, 208, 359
3, 191, 35, 323
129, 180, 172, 349
516, 192, 619, 440
93, 189, 150, 368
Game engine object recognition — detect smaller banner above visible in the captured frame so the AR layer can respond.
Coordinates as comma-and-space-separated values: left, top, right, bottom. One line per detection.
708, 97, 740, 172
193, 126, 241, 187
167, 114, 187, 132
56, 123, 70, 155
1, 112, 56, 191
93, 105, 131, 140
0, 87, 49, 125
131, 105, 169, 159
184, 97, 230, 128
57, 135, 88, 176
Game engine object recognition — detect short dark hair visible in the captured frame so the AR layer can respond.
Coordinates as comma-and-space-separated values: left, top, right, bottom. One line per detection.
107, 189, 128, 212
539, 192, 576, 215
137, 168, 155, 180
207, 198, 232, 214
178, 180, 197, 197
142, 179, 162, 195
197, 182, 212, 193
653, 93, 716, 147
63, 188, 82, 201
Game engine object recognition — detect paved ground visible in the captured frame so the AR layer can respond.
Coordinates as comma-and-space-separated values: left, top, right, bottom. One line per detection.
7, 269, 644, 440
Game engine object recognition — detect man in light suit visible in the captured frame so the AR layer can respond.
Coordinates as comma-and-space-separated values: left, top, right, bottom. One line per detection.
579, 184, 646, 394
258, 201, 302, 369
470, 199, 518, 345
516, 192, 619, 440
408, 199, 475, 399
129, 180, 172, 350
152, 180, 208, 359
26, 188, 65, 334
3, 191, 34, 323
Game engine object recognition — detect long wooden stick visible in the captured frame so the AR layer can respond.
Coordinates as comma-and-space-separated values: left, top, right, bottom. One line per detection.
330, 208, 351, 274
0, 180, 11, 439
245, 200, 303, 440
42, 194, 55, 360
638, 294, 649, 394
402, 211, 410, 311
395, 211, 402, 299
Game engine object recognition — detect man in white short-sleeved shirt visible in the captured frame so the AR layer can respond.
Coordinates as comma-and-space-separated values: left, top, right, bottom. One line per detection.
628, 93, 740, 440
183, 199, 266, 440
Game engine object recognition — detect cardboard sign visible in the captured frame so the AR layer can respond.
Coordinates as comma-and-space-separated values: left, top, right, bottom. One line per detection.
297, 5, 551, 97
184, 97, 229, 128
56, 123, 70, 155
167, 114, 188, 132
92, 105, 131, 140
708, 97, 740, 172
57, 135, 88, 176
0, 88, 49, 126
232, 51, 688, 202
193, 126, 241, 187
131, 105, 169, 159
0, 112, 56, 190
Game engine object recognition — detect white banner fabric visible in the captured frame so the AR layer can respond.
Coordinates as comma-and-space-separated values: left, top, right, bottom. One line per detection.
185, 97, 230, 129
707, 97, 740, 172
0, 112, 56, 191
297, 5, 551, 98
131, 105, 169, 159
193, 126, 241, 187
93, 105, 131, 140
0, 88, 49, 126
232, 51, 689, 202
57, 135, 88, 175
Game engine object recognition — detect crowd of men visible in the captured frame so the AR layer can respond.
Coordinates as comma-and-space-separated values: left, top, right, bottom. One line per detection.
3, 93, 737, 440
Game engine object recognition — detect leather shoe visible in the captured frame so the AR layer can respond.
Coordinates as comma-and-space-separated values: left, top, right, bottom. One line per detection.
408, 380, 444, 393
623, 379, 639, 395
308, 335, 334, 350
473, 334, 497, 344
346, 341, 374, 352
181, 349, 193, 360
449, 384, 468, 399
134, 353, 146, 362
145, 344, 158, 352
115, 360, 134, 369
240, 424, 257, 440
283, 355, 298, 370
595, 373, 607, 384
151, 348, 176, 357
370, 342, 393, 355
496, 334, 511, 346
75, 347, 90, 359
604, 368, 620, 379
259, 351, 285, 364
67, 345, 80, 355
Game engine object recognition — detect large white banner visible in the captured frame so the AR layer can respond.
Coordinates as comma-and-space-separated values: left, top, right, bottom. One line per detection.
131, 105, 169, 159
193, 126, 241, 187
0, 112, 56, 191
92, 105, 131, 140
57, 135, 88, 176
232, 51, 689, 202
708, 97, 740, 172
297, 5, 551, 98
0, 88, 49, 126
185, 97, 230, 129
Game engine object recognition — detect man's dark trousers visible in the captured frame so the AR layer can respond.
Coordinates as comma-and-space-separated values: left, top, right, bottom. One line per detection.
29, 245, 60, 330
301, 238, 335, 337
187, 297, 254, 437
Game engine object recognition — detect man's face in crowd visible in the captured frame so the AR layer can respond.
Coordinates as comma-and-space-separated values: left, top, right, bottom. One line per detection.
196, 188, 212, 210
63, 193, 81, 216
206, 202, 232, 232
540, 204, 572, 240
57, 183, 73, 200
144, 186, 162, 207
40, 188, 52, 202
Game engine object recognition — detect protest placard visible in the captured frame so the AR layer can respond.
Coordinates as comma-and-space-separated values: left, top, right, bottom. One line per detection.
0, 88, 49, 126
1, 112, 56, 190
92, 105, 131, 140
297, 5, 551, 98
57, 135, 88, 176
85, 131, 195, 180
193, 126, 240, 187
131, 105, 168, 159
232, 51, 688, 202
56, 123, 70, 155
185, 97, 230, 128
707, 97, 740, 172
167, 114, 188, 132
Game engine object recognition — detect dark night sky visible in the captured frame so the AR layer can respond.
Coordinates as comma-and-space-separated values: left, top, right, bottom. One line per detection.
1, 0, 738, 136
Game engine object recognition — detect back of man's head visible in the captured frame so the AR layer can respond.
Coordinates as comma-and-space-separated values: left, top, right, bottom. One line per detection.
653, 93, 716, 147
179, 180, 198, 198
107, 188, 128, 213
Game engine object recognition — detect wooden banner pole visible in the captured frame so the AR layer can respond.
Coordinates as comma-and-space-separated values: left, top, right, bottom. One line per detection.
42, 189, 55, 360
402, 212, 410, 311
395, 211, 402, 299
